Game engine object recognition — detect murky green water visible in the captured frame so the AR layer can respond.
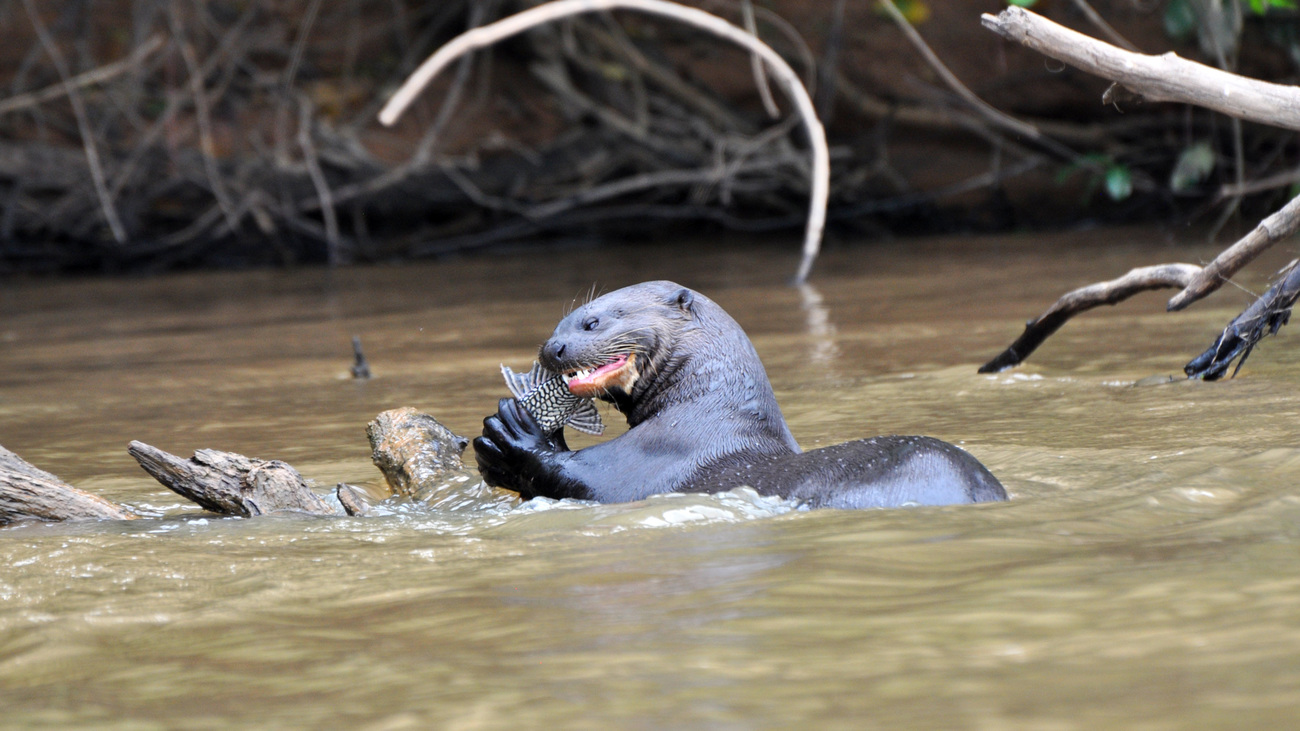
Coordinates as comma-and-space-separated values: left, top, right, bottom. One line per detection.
3, 229, 1300, 728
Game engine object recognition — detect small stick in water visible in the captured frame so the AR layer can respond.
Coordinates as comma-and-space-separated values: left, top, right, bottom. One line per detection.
351, 335, 372, 380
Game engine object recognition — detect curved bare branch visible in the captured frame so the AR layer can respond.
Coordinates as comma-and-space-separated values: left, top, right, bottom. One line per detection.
377, 0, 828, 284
979, 263, 1202, 373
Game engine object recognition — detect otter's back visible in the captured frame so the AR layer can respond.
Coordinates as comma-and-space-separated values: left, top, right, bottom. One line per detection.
702, 436, 1006, 509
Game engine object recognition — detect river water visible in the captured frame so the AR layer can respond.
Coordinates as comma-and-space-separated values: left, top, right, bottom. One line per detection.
3, 229, 1300, 728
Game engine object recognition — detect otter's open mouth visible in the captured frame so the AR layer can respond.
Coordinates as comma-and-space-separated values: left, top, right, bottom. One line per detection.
565, 354, 638, 398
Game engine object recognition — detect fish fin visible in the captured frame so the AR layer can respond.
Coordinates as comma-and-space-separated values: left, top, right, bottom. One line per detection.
566, 399, 605, 436
501, 363, 534, 399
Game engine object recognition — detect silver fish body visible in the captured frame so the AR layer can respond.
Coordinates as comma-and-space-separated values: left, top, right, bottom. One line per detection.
501, 362, 604, 436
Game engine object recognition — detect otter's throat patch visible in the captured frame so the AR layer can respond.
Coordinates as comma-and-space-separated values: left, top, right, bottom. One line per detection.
566, 354, 638, 399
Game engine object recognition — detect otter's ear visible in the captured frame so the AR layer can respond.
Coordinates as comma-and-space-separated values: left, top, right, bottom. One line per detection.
671, 288, 694, 313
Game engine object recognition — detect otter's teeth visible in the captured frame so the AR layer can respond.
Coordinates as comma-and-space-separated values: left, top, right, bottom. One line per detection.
567, 368, 593, 382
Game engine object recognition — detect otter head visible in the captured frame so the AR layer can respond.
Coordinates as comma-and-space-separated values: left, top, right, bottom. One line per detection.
539, 281, 698, 413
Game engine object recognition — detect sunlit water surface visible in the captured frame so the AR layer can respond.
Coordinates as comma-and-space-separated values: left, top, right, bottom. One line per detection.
3, 229, 1300, 728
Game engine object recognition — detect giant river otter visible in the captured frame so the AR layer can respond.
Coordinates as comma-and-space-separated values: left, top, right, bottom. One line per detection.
474, 281, 1006, 508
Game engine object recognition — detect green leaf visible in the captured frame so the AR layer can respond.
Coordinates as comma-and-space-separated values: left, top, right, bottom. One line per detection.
1105, 165, 1133, 201
1169, 141, 1216, 193
1251, 0, 1299, 12
880, 0, 931, 23
1007, 0, 1038, 6
1248, 0, 1299, 14
1164, 0, 1198, 41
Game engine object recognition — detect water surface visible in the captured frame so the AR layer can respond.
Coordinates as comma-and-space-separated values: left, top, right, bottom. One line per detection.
3, 229, 1300, 728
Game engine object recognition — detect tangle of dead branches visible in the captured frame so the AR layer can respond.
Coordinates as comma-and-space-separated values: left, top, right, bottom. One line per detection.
3, 0, 1295, 286
0, 0, 1071, 274
980, 7, 1300, 379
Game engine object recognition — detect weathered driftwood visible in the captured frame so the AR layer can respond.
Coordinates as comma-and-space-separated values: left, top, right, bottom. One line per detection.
0, 445, 137, 524
981, 6, 1300, 132
366, 407, 471, 497
127, 441, 340, 517
1, 407, 475, 524
1185, 261, 1300, 380
979, 7, 1300, 374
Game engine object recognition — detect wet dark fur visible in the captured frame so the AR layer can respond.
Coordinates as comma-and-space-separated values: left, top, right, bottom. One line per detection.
474, 281, 1006, 508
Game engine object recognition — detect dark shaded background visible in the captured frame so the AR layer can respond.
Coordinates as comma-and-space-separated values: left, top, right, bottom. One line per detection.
2, 0, 1297, 273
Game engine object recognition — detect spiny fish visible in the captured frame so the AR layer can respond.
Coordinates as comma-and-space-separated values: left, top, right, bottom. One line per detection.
501, 362, 604, 436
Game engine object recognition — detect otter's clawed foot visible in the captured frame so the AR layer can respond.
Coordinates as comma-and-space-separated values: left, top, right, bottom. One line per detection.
474, 398, 563, 497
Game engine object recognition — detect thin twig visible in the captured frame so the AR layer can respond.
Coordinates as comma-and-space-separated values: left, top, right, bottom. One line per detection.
1217, 166, 1300, 198
169, 6, 237, 232
1068, 0, 1140, 53
526, 157, 789, 219
0, 34, 164, 117
21, 0, 127, 243
1168, 190, 1300, 311
548, 15, 752, 132
709, 0, 817, 96
413, 1, 491, 164
880, 0, 1040, 140
297, 95, 343, 264
1206, 115, 1245, 242
814, 0, 846, 121
741, 0, 779, 119
276, 0, 322, 162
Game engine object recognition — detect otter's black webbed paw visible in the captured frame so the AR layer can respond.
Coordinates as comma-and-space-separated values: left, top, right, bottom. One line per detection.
474, 398, 570, 499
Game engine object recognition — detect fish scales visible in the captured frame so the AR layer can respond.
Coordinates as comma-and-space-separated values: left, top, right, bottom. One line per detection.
501, 362, 604, 436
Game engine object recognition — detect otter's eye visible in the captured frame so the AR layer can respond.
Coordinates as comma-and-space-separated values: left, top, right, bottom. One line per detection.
582, 317, 599, 331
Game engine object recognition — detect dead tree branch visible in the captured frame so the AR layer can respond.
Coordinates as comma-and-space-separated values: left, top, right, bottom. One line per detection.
21, 0, 127, 244
1167, 192, 1300, 310
979, 264, 1201, 373
128, 441, 340, 517
741, 0, 780, 119
1, 445, 137, 524
979, 6, 1300, 374
882, 1, 1040, 141
378, 0, 829, 284
1185, 260, 1300, 380
982, 6, 1300, 132
0, 34, 164, 118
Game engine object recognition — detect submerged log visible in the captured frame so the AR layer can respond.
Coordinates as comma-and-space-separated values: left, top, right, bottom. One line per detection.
366, 407, 472, 497
127, 441, 340, 517
125, 409, 473, 518
2, 408, 474, 524
0, 445, 137, 523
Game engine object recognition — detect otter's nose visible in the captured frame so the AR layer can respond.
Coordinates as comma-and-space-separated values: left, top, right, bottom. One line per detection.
541, 338, 566, 368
